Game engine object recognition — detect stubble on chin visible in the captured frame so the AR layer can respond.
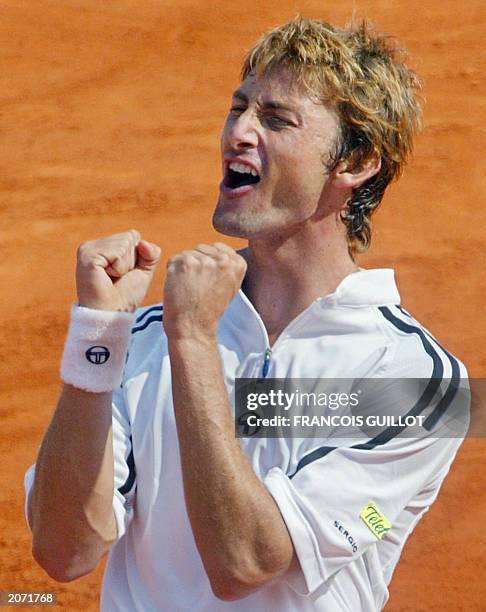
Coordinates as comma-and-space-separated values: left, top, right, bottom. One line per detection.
212, 192, 310, 240
212, 204, 260, 238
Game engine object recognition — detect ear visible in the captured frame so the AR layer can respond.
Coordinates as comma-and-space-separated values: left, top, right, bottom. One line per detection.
330, 149, 382, 190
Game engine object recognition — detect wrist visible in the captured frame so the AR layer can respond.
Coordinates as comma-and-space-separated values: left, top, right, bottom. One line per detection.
167, 330, 218, 353
165, 321, 218, 346
60, 305, 135, 393
76, 295, 130, 313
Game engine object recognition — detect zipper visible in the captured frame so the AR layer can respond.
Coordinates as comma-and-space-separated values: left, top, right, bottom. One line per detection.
237, 289, 322, 354
261, 347, 272, 378
236, 289, 321, 380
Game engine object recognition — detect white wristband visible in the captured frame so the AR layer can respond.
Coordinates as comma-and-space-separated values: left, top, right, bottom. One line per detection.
60, 305, 136, 393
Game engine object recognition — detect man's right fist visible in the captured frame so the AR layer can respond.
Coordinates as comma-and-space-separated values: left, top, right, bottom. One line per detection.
76, 229, 161, 312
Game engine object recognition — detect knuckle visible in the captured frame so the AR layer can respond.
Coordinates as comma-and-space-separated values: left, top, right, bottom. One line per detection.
216, 253, 230, 267
203, 257, 217, 268
77, 240, 92, 255
212, 242, 231, 251
168, 253, 184, 266
182, 253, 200, 267
77, 246, 95, 266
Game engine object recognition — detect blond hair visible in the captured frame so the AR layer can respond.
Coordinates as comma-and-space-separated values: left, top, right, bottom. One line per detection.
242, 17, 423, 256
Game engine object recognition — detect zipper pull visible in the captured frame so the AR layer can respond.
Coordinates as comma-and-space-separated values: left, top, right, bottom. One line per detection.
262, 348, 272, 378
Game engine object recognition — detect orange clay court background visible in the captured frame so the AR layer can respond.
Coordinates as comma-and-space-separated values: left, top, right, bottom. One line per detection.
0, 1, 485, 610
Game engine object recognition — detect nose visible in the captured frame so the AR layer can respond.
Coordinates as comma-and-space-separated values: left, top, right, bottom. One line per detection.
224, 109, 259, 151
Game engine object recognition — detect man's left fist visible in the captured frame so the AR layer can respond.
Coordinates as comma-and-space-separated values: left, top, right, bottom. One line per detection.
163, 243, 247, 341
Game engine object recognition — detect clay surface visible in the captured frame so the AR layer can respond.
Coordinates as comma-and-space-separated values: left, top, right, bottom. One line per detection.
1, 1, 484, 609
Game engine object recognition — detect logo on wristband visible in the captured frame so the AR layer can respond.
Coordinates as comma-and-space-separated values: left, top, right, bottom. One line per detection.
86, 346, 110, 365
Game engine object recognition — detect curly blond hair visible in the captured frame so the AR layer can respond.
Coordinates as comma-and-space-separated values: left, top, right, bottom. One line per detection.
242, 17, 423, 256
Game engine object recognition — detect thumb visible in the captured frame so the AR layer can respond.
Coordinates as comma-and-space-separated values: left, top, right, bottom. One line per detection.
113, 240, 161, 309
136, 240, 161, 272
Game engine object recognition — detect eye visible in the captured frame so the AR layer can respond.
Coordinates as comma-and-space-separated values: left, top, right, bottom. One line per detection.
263, 114, 291, 129
229, 106, 246, 115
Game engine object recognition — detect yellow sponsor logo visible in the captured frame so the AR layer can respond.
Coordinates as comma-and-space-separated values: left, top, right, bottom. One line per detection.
360, 501, 391, 540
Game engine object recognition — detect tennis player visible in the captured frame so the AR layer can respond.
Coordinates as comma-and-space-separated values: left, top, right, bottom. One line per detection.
25, 18, 468, 611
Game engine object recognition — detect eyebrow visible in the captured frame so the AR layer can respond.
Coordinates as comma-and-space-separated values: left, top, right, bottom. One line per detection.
232, 89, 298, 114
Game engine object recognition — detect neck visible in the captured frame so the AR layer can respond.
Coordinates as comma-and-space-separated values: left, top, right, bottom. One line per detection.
239, 220, 359, 344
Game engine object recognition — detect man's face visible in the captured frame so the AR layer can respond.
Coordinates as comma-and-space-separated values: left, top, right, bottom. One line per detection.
213, 66, 342, 240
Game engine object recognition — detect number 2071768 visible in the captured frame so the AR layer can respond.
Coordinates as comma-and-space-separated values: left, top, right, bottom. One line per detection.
0, 592, 56, 606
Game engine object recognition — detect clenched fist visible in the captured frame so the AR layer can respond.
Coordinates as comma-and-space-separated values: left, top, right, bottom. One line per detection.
163, 243, 247, 340
76, 229, 161, 312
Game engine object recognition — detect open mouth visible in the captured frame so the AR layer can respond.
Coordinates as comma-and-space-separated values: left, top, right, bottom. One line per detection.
223, 162, 261, 189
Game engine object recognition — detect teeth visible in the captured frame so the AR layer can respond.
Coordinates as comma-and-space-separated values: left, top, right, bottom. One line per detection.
229, 162, 259, 177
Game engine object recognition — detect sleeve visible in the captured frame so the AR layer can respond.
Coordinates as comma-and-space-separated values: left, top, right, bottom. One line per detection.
111, 383, 136, 540
264, 434, 463, 596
